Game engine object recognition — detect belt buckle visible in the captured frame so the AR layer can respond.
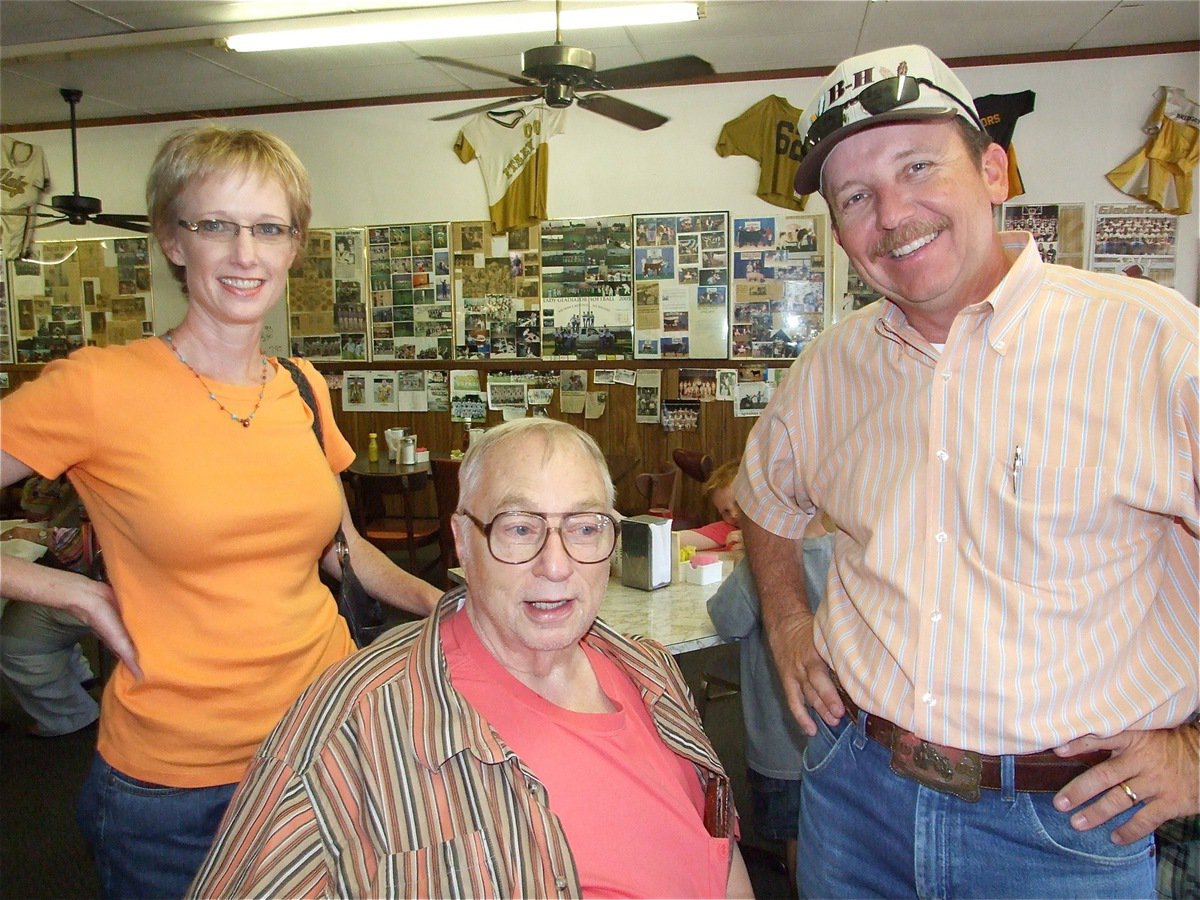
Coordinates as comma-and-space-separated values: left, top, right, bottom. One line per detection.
889, 731, 982, 802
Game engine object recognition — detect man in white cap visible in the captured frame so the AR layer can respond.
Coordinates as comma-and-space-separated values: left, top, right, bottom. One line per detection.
737, 44, 1197, 897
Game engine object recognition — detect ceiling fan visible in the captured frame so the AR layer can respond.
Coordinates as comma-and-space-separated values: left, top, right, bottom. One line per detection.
13, 89, 151, 235
424, 0, 713, 130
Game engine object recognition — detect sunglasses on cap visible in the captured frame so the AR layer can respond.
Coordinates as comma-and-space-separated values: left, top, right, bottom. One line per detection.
800, 74, 984, 158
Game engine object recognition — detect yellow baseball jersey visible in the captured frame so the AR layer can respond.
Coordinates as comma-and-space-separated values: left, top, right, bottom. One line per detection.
1107, 86, 1198, 215
455, 105, 567, 232
716, 95, 809, 211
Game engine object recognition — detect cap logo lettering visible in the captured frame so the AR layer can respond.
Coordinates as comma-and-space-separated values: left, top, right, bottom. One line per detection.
851, 67, 875, 89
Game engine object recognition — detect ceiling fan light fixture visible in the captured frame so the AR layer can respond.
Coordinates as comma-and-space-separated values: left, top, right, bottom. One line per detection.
223, 2, 699, 52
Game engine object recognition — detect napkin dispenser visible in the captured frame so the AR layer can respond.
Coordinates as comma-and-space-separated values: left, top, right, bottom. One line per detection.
620, 515, 673, 591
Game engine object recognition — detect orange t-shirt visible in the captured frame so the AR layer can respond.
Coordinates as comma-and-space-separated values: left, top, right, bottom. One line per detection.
1, 339, 356, 786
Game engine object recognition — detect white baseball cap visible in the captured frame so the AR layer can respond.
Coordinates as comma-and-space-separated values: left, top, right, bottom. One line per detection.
794, 44, 983, 195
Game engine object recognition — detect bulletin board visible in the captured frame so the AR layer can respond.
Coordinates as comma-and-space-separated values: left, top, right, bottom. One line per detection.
633, 211, 730, 359
7, 236, 154, 363
367, 222, 453, 361
730, 212, 828, 358
452, 221, 542, 358
287, 227, 368, 361
539, 216, 634, 359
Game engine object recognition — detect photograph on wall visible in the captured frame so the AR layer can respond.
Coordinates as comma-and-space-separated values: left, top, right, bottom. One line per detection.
633, 211, 730, 358
731, 213, 828, 358
1090, 202, 1178, 286
1003, 203, 1087, 269
734, 367, 772, 418
453, 221, 541, 359
487, 379, 529, 412
678, 367, 718, 401
367, 222, 452, 361
540, 216, 634, 359
449, 368, 486, 422
8, 237, 153, 362
288, 228, 368, 361
635, 368, 662, 424
661, 399, 700, 432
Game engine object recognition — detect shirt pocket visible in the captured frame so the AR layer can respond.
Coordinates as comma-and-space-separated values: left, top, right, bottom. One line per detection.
371, 830, 501, 899
984, 461, 1113, 589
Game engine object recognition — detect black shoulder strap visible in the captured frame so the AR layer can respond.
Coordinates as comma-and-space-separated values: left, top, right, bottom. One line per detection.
277, 357, 324, 451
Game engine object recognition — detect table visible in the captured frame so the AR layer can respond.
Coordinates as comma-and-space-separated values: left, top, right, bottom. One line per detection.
447, 556, 733, 655
346, 454, 432, 526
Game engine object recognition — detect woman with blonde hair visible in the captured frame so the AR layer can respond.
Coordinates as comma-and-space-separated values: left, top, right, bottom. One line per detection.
0, 126, 439, 897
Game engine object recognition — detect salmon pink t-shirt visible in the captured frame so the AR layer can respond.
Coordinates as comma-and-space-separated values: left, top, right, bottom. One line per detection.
443, 609, 729, 898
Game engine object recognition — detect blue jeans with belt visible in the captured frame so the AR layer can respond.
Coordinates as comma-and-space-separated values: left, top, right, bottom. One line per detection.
77, 753, 236, 899
798, 713, 1155, 898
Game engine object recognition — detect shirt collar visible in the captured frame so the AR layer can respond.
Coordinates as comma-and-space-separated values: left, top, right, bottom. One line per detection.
872, 231, 1043, 357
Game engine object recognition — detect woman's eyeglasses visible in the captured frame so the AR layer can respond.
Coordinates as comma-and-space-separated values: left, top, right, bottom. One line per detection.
178, 219, 299, 244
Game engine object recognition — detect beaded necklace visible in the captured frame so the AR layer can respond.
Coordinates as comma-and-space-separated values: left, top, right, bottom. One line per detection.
163, 331, 268, 428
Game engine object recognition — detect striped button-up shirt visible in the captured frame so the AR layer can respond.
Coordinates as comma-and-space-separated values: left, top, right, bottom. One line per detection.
737, 233, 1199, 755
189, 588, 734, 898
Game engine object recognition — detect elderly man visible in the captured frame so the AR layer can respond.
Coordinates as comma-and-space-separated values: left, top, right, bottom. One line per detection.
190, 417, 751, 898
737, 44, 1198, 897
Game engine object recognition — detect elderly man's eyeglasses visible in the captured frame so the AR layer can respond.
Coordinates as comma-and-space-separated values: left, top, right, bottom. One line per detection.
178, 219, 299, 244
800, 75, 984, 158
460, 510, 618, 565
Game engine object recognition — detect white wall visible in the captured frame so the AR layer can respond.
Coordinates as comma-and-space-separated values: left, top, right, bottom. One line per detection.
9, 49, 1198, 332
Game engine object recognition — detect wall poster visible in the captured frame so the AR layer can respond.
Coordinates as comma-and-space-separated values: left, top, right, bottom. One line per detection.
1090, 202, 1177, 287
8, 237, 153, 362
452, 221, 541, 358
1002, 203, 1087, 269
730, 213, 828, 358
539, 216, 634, 359
287, 228, 368, 361
367, 222, 452, 361
633, 211, 730, 359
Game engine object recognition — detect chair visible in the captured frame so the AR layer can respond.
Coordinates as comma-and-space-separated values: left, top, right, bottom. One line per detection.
431, 457, 462, 583
352, 469, 441, 581
673, 448, 714, 485
634, 467, 679, 519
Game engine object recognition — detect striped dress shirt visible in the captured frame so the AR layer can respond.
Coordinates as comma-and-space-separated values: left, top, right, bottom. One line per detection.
737, 233, 1199, 755
188, 588, 734, 898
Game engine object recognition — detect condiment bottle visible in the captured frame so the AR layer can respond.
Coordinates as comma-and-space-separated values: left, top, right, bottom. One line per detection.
367, 432, 379, 463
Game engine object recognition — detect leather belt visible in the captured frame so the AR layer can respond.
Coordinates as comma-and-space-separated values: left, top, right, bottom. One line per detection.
836, 686, 1111, 797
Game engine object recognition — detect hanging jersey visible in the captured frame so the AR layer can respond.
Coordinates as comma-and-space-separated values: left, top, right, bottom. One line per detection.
455, 105, 567, 233
974, 90, 1036, 200
1107, 86, 1199, 215
716, 95, 809, 210
2, 136, 50, 259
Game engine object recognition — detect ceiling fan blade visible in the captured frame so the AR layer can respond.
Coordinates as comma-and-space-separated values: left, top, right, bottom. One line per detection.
592, 55, 713, 90
421, 55, 538, 88
94, 214, 152, 234
431, 95, 540, 122
577, 93, 668, 131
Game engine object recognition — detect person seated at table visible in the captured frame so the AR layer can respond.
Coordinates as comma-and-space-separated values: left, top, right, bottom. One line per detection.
1, 475, 100, 738
675, 459, 744, 551
707, 512, 835, 894
189, 417, 752, 899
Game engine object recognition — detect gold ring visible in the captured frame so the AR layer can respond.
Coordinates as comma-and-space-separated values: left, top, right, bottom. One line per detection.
1119, 781, 1138, 804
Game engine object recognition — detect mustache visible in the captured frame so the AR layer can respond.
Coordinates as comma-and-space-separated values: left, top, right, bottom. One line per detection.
872, 217, 951, 259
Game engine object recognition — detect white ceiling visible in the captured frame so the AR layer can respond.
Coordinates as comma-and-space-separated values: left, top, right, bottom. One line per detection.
2, 0, 1197, 129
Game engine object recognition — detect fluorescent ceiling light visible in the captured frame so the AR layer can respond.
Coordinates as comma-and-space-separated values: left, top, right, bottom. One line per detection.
224, 2, 700, 52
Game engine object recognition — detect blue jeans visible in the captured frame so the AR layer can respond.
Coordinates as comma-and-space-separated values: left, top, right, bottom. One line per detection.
798, 714, 1155, 899
77, 753, 236, 899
